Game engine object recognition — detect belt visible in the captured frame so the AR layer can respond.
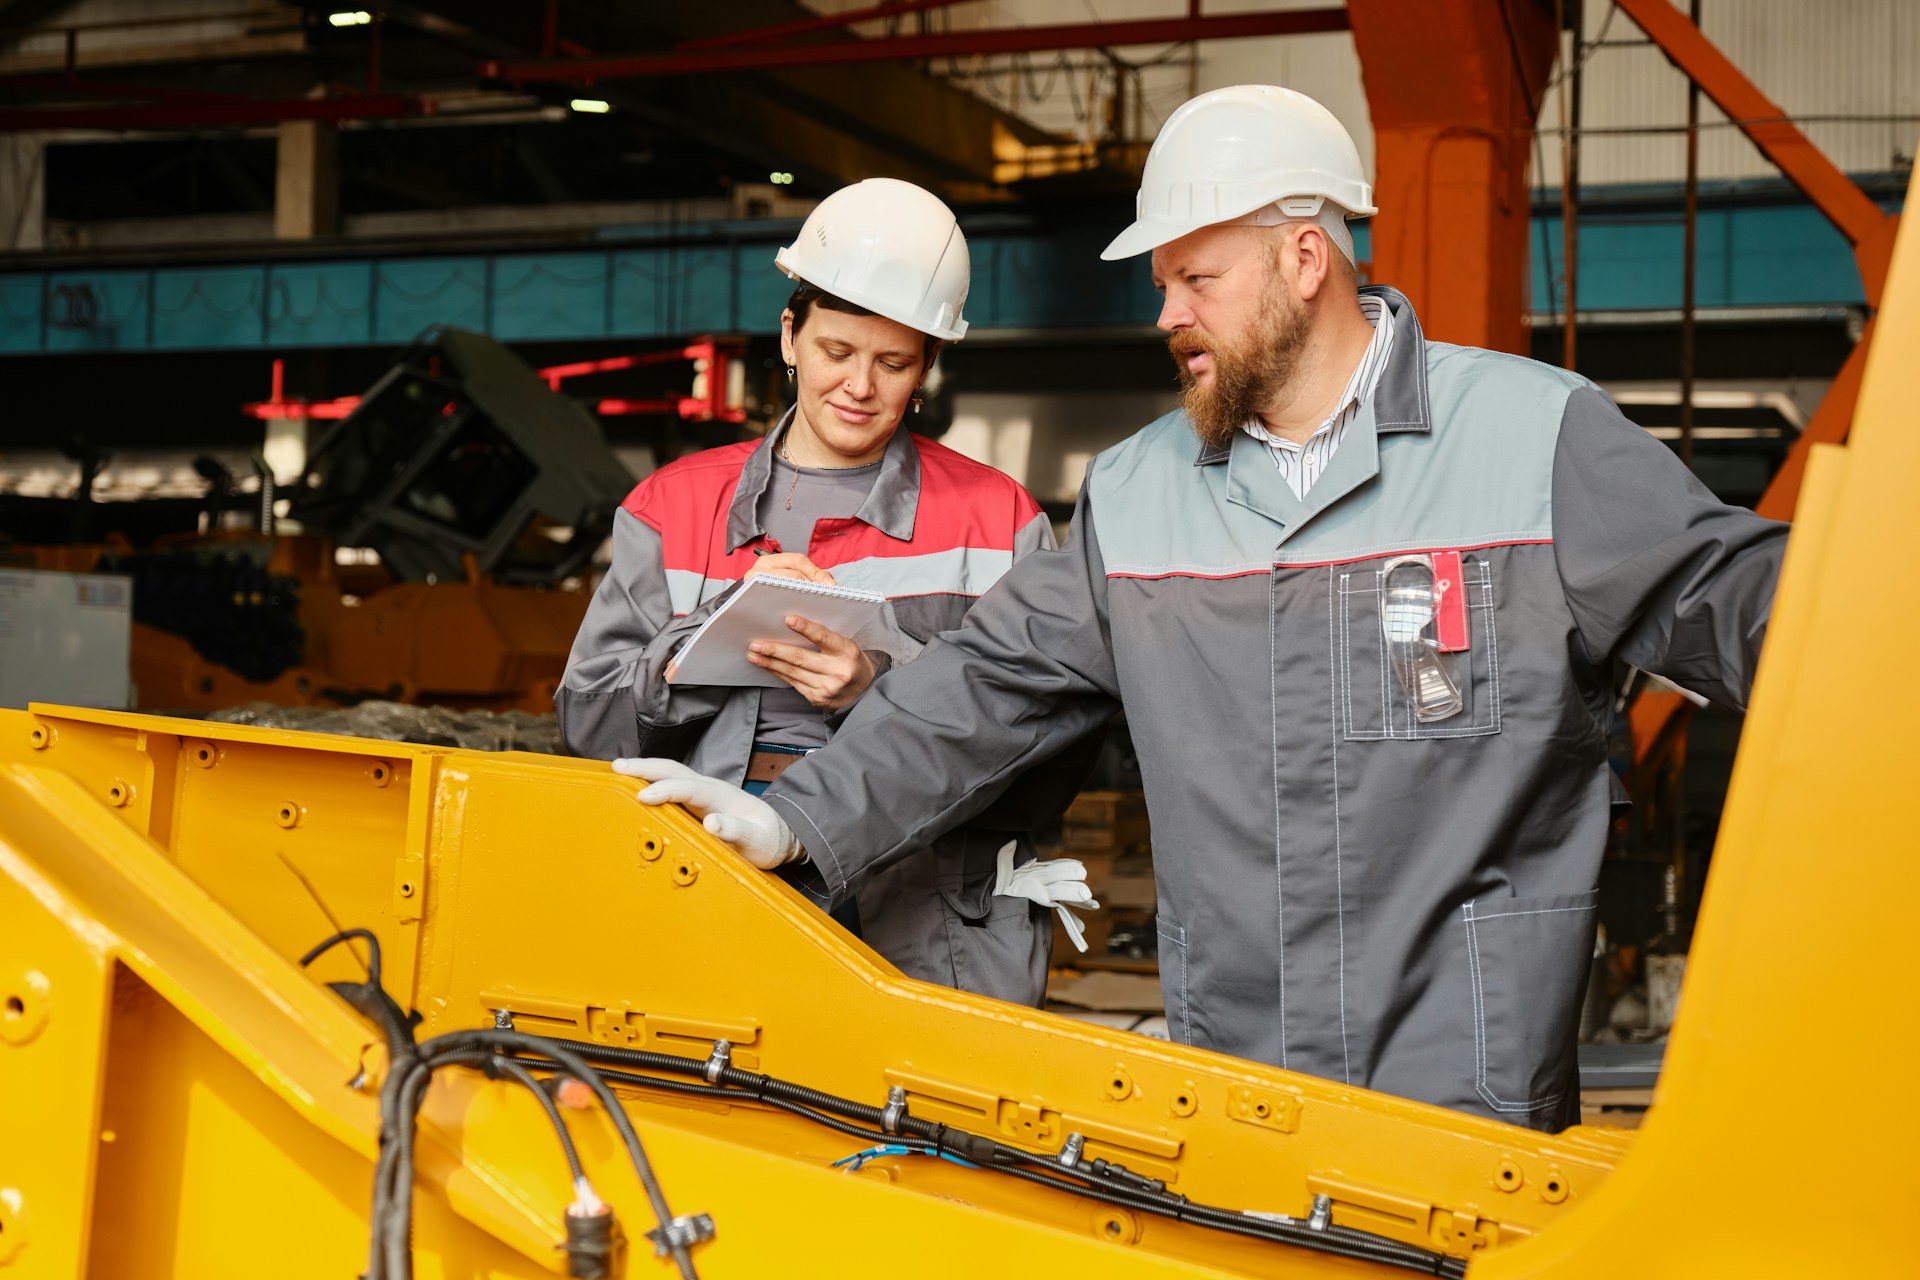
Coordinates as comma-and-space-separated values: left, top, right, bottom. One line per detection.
746, 749, 811, 784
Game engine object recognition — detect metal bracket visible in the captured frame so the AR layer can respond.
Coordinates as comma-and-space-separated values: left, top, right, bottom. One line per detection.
881, 1085, 909, 1135
704, 1038, 732, 1083
646, 1212, 715, 1257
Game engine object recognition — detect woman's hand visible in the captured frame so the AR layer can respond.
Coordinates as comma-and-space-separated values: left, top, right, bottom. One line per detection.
744, 553, 835, 585
749, 614, 877, 710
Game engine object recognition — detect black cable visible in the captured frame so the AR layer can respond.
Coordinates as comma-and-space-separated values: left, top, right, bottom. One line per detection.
298, 927, 383, 987
505, 1045, 1464, 1277
487, 1055, 587, 1183
418, 1030, 700, 1280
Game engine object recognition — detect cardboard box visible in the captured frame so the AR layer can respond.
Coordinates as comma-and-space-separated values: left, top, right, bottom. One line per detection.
1063, 789, 1149, 850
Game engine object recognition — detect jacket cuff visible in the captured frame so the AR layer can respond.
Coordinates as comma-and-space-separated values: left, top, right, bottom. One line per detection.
763, 792, 851, 905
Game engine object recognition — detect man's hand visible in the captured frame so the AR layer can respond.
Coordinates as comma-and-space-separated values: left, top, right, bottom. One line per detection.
749, 615, 878, 711
992, 841, 1101, 951
613, 757, 805, 870
744, 553, 835, 585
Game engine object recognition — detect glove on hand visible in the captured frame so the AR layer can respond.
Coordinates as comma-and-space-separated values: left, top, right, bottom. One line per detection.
613, 757, 805, 870
992, 840, 1100, 952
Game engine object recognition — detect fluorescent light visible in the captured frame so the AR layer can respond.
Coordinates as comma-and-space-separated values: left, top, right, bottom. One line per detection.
328, 10, 372, 26
570, 98, 611, 114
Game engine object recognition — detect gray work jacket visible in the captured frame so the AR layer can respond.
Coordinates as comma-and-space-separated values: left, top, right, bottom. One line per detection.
557, 418, 1071, 1005
767, 288, 1786, 1131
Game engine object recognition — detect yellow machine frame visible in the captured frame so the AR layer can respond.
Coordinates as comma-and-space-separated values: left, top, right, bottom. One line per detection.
4, 183, 1919, 1278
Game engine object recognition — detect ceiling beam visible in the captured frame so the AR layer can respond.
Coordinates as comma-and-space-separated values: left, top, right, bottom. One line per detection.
482, 8, 1351, 85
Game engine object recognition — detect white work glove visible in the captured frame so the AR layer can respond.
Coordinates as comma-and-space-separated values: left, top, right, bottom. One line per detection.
993, 841, 1100, 952
613, 758, 806, 870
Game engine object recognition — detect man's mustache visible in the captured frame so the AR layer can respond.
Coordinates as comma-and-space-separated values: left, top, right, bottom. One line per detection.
1168, 330, 1214, 358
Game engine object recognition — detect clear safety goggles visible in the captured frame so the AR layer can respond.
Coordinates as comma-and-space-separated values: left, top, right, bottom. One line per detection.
1380, 554, 1464, 724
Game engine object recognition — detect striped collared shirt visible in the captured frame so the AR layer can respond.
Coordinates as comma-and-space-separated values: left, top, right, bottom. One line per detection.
1241, 293, 1394, 500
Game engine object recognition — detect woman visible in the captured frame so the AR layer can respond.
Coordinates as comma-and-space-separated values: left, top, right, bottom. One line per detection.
558, 178, 1075, 1005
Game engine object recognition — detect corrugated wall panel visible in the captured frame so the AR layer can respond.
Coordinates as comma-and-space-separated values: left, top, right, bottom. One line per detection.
1538, 0, 1919, 189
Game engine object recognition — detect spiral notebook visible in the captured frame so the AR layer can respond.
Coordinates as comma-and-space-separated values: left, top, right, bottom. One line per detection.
665, 575, 886, 687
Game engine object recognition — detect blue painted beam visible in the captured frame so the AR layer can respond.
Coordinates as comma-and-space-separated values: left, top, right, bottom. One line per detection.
0, 184, 1896, 356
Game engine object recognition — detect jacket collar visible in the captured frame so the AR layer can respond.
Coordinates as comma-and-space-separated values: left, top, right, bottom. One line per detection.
1193, 283, 1429, 469
725, 406, 921, 553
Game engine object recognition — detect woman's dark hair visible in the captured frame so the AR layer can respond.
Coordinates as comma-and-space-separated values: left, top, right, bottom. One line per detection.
787, 281, 940, 369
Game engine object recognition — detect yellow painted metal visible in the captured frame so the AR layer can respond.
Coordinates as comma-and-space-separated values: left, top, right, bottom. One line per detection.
5, 179, 1916, 1273
0, 701, 1628, 1277
1470, 166, 1920, 1279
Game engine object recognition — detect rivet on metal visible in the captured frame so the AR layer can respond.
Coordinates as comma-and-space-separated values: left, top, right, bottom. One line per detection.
671, 860, 699, 886
1105, 1067, 1134, 1101
275, 801, 301, 829
106, 779, 132, 807
27, 724, 49, 749
369, 760, 393, 787
0, 969, 51, 1047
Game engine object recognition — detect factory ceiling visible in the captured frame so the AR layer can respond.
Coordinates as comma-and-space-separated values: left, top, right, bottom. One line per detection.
0, 0, 1250, 236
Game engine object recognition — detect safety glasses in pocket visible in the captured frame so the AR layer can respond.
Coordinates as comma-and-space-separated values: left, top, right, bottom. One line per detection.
1380, 554, 1465, 724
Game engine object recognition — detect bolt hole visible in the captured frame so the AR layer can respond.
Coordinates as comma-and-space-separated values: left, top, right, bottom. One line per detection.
1112, 1077, 1126, 1090
1502, 1170, 1515, 1181
196, 747, 211, 762
1547, 1180, 1562, 1192
5, 995, 23, 1016
1253, 1100, 1270, 1117
678, 864, 691, 876
644, 839, 658, 852
1175, 1094, 1191, 1107
401, 882, 413, 894
1103, 1220, 1122, 1238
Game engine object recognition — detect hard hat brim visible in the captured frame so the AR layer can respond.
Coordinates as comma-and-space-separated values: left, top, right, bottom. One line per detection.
1100, 217, 1190, 262
774, 245, 968, 342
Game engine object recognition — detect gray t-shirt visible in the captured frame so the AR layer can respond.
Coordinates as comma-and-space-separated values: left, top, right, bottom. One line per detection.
751, 449, 884, 748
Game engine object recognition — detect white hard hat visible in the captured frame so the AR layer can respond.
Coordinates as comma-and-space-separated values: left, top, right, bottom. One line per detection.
775, 177, 971, 341
1101, 84, 1376, 262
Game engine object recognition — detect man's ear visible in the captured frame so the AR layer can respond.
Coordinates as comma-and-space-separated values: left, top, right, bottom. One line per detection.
1290, 225, 1335, 303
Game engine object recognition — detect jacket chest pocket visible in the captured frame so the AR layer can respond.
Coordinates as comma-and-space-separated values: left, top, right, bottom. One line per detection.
1336, 556, 1501, 740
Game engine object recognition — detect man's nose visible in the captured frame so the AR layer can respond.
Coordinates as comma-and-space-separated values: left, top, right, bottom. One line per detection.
1157, 294, 1194, 333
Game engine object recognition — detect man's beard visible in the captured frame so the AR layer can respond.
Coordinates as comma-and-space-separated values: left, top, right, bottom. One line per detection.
1170, 288, 1312, 449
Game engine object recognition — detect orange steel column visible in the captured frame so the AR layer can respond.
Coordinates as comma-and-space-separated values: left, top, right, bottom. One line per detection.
1348, 0, 1558, 354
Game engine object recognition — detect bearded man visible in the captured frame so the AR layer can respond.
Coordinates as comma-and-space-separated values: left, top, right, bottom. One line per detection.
620, 86, 1787, 1132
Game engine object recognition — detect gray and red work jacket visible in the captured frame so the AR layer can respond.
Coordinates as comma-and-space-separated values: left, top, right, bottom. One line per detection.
765, 288, 1787, 1131
557, 416, 1069, 1005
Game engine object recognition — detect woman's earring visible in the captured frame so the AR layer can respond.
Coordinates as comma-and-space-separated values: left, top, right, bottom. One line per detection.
910, 395, 924, 414
785, 364, 796, 381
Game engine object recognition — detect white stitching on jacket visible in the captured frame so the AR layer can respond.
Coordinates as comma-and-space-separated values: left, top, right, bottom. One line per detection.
1463, 897, 1591, 1112
1328, 568, 1351, 1082
1273, 570, 1288, 1067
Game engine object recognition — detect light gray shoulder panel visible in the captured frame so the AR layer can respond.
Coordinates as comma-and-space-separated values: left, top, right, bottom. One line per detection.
1089, 346, 1590, 573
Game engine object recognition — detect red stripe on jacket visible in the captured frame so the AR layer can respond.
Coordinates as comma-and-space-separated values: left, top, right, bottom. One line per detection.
622, 434, 1043, 580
